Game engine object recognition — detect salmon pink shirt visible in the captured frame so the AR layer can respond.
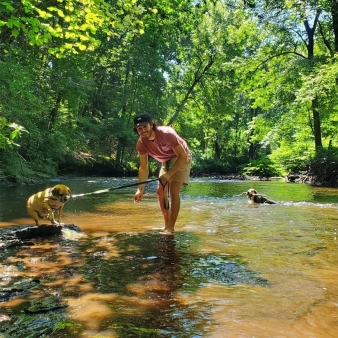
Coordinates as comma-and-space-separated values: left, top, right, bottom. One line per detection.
136, 126, 190, 163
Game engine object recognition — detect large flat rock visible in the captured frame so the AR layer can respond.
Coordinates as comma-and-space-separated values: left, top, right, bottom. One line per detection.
0, 224, 80, 249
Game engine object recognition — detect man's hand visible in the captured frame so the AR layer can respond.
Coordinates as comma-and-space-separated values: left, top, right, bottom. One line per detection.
159, 172, 171, 185
134, 189, 144, 203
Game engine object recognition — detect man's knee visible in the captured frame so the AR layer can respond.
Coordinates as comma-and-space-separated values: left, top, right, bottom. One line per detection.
169, 182, 183, 197
156, 186, 166, 198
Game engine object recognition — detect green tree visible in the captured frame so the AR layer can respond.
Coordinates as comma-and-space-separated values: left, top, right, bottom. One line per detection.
165, 1, 257, 163
237, 0, 337, 172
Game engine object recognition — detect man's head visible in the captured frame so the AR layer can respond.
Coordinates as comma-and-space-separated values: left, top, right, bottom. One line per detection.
134, 113, 152, 127
133, 114, 157, 135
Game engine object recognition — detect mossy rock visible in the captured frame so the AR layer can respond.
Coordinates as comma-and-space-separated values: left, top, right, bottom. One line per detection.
0, 294, 68, 338
25, 294, 67, 313
1, 311, 66, 338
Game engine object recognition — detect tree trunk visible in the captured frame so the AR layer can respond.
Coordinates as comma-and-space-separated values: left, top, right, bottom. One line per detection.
115, 60, 131, 164
214, 139, 221, 159
332, 0, 338, 53
49, 94, 62, 130
248, 108, 256, 160
304, 12, 323, 151
312, 98, 323, 151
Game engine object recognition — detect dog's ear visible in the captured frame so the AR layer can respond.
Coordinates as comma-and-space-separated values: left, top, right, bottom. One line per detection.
51, 186, 62, 197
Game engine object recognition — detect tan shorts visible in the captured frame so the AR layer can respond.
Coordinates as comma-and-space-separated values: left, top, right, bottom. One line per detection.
159, 153, 192, 185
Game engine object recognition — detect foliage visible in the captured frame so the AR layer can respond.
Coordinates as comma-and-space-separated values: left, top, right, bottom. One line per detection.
241, 157, 282, 178
269, 139, 312, 174
192, 156, 237, 176
0, 0, 143, 56
0, 148, 56, 184
306, 147, 338, 186
0, 118, 27, 149
0, 0, 337, 185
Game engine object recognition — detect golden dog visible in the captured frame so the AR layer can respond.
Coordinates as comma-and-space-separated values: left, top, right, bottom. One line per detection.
26, 184, 72, 226
237, 188, 276, 204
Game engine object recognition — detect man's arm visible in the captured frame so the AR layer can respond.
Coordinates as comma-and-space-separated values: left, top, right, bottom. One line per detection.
134, 152, 149, 202
161, 143, 188, 183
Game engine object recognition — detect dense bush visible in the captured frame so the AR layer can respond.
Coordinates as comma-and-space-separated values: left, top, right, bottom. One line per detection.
306, 148, 338, 187
241, 157, 282, 178
191, 157, 237, 176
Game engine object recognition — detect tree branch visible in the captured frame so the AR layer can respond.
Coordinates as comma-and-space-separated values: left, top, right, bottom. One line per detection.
253, 51, 306, 73
167, 55, 215, 126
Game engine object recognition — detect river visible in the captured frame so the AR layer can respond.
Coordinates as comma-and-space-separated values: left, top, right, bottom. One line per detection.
0, 177, 338, 337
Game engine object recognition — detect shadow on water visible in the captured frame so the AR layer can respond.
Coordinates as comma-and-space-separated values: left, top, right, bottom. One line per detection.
76, 232, 268, 337
1, 230, 268, 337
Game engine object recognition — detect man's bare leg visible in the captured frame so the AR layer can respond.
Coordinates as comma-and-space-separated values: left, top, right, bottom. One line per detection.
156, 181, 183, 234
166, 181, 183, 232
156, 184, 170, 229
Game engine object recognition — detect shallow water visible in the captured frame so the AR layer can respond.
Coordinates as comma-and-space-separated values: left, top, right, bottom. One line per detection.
1, 178, 338, 337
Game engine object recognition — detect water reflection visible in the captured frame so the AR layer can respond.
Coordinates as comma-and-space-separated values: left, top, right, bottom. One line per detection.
1, 178, 338, 337
69, 233, 214, 336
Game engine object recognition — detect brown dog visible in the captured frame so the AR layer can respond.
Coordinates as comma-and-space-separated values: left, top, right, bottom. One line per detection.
26, 184, 72, 226
237, 188, 276, 204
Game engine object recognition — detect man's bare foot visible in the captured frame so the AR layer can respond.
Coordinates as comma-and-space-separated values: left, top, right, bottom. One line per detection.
159, 229, 174, 236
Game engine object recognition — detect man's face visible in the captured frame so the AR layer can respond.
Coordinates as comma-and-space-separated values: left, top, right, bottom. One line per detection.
136, 123, 153, 140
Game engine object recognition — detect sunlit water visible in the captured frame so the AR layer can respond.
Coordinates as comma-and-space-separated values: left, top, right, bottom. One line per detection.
1, 177, 338, 337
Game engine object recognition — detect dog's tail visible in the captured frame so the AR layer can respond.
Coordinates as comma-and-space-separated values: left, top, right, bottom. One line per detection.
264, 199, 277, 204
253, 194, 277, 204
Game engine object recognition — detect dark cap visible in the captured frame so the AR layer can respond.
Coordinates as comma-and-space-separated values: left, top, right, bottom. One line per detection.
134, 113, 151, 127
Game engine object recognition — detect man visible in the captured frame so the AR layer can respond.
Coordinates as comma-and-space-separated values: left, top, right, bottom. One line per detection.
133, 113, 192, 235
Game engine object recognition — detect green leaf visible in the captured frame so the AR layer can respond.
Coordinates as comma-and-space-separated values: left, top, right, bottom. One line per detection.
11, 28, 19, 37
1, 1, 14, 11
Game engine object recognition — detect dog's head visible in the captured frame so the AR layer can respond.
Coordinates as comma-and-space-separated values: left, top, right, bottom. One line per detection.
246, 188, 257, 198
51, 184, 72, 203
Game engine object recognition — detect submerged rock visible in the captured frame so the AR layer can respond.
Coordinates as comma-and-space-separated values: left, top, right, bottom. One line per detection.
0, 284, 68, 337
25, 294, 68, 313
1, 310, 66, 338
0, 278, 41, 302
0, 224, 81, 249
